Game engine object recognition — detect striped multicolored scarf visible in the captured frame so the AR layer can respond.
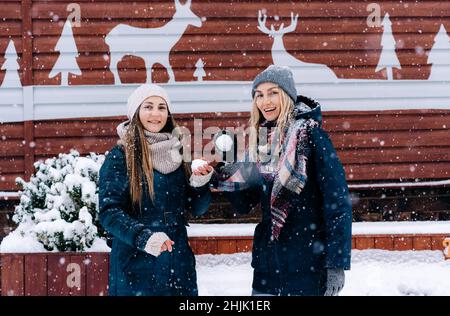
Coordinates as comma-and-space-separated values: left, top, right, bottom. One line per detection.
217, 116, 319, 241
269, 118, 318, 240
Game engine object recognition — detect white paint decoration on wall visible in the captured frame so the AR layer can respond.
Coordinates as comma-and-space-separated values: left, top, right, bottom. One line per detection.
375, 13, 402, 80
1, 9, 450, 123
258, 11, 339, 83
105, 0, 202, 84
194, 59, 206, 82
48, 19, 82, 86
258, 11, 408, 82
66, 262, 81, 289
428, 24, 450, 81
1, 40, 22, 88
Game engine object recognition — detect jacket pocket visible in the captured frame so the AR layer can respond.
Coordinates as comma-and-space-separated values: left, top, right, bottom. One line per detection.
284, 232, 326, 273
115, 242, 138, 272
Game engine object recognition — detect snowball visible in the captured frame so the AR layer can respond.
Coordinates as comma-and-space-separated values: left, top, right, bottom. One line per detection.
215, 134, 233, 152
191, 159, 208, 172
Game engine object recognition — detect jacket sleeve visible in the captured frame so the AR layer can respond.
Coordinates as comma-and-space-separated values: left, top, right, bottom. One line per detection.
311, 127, 352, 270
98, 146, 153, 251
223, 186, 261, 215
218, 161, 263, 215
186, 180, 212, 217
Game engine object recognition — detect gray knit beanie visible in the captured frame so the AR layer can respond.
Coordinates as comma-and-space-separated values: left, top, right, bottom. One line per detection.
252, 65, 297, 102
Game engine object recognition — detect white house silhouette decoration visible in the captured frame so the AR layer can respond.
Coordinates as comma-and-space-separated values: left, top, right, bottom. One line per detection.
48, 19, 82, 86
105, 0, 202, 84
1, 40, 22, 88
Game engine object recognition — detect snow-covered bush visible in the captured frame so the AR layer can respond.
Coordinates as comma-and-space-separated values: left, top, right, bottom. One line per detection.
1, 150, 109, 252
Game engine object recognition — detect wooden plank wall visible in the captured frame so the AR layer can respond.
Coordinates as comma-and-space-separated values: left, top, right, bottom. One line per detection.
1, 110, 449, 236
1, 109, 449, 192
1, 252, 109, 296
189, 234, 449, 254
1, 0, 450, 85
1, 0, 450, 234
26, 0, 450, 83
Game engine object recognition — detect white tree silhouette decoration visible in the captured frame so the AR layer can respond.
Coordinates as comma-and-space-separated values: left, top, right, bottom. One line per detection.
428, 24, 450, 81
1, 40, 22, 88
375, 13, 401, 80
49, 19, 82, 85
194, 59, 206, 81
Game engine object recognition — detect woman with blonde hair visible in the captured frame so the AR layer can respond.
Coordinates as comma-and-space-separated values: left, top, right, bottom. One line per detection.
99, 84, 213, 296
217, 65, 352, 296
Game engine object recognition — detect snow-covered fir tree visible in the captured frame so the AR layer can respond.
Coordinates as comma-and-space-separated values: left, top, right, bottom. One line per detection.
9, 150, 107, 252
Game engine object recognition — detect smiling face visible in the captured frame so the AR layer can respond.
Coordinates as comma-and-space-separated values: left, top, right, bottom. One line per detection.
138, 96, 169, 133
254, 82, 282, 122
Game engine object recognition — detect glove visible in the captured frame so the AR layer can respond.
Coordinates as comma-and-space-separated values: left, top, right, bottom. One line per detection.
215, 162, 242, 181
324, 268, 345, 296
214, 162, 262, 185
189, 169, 214, 188
144, 232, 171, 257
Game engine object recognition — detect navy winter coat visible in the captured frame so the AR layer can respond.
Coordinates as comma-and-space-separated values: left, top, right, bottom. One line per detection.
225, 96, 352, 296
99, 145, 211, 296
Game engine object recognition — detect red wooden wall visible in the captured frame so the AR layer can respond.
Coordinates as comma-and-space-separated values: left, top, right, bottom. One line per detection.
1, 109, 449, 193
1, 252, 108, 296
1, 0, 450, 86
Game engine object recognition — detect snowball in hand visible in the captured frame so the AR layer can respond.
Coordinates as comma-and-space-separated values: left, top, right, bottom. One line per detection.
191, 159, 208, 172
215, 134, 233, 152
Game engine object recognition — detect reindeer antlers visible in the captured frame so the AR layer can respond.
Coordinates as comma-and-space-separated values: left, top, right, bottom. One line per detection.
257, 10, 299, 36
257, 10, 270, 34
175, 0, 192, 7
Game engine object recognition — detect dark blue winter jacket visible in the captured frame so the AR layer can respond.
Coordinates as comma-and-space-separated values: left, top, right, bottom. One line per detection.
99, 145, 211, 296
224, 96, 352, 296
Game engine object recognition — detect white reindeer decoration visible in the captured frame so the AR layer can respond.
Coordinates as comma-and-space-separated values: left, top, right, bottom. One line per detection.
106, 0, 202, 84
258, 10, 338, 83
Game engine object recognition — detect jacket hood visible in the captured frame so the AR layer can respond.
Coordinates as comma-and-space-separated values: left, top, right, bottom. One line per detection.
292, 95, 323, 126
116, 120, 130, 143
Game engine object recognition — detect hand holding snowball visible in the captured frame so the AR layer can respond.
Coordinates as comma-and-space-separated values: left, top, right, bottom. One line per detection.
191, 158, 213, 176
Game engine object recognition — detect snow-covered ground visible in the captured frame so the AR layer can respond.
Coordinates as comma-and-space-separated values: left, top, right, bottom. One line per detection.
196, 250, 450, 296
188, 221, 450, 237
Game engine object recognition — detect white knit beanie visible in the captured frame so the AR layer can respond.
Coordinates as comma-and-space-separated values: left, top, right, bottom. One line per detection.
126, 84, 171, 120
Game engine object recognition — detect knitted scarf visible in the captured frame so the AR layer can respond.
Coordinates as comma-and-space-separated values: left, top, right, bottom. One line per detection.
216, 115, 318, 241
144, 130, 183, 174
269, 118, 318, 240
116, 121, 182, 174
